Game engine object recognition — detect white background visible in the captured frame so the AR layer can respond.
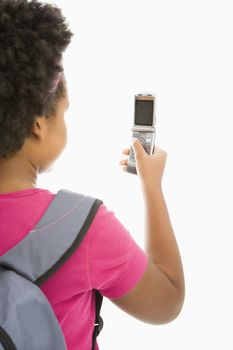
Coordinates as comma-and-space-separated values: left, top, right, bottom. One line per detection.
39, 1, 233, 349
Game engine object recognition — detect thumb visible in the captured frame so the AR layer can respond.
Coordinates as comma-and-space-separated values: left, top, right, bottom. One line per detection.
131, 138, 146, 159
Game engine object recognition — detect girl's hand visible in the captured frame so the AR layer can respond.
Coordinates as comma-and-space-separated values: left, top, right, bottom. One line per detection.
119, 139, 167, 190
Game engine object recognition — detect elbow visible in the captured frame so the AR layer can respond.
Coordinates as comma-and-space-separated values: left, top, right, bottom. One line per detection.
167, 284, 185, 323
151, 302, 185, 326
166, 277, 186, 323
167, 298, 185, 324
152, 288, 186, 325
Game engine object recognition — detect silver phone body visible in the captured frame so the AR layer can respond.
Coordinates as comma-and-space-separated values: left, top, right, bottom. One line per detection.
126, 93, 156, 175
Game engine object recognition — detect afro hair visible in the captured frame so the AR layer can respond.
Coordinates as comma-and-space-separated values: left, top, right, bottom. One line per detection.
0, 0, 74, 159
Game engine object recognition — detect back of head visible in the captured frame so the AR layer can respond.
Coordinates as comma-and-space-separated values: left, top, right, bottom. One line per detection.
0, 0, 74, 159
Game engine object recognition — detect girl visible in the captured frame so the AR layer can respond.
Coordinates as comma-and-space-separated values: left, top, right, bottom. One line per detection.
0, 1, 185, 349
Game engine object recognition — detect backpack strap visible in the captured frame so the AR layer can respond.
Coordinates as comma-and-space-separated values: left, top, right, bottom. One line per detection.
92, 289, 104, 350
0, 188, 104, 349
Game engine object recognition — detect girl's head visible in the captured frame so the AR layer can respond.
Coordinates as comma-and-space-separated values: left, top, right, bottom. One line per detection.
0, 0, 73, 174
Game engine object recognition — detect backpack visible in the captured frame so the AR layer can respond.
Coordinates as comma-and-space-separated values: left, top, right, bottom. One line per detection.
0, 188, 104, 350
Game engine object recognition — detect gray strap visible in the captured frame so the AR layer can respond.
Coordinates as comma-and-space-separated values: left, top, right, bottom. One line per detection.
0, 189, 97, 282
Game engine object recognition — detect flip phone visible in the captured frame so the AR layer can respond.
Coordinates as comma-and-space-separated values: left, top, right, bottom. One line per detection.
126, 93, 156, 175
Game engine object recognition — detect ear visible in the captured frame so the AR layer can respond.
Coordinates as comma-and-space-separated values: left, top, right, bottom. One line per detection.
31, 116, 48, 141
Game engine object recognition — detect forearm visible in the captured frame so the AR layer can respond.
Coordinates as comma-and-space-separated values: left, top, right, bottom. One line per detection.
143, 184, 185, 301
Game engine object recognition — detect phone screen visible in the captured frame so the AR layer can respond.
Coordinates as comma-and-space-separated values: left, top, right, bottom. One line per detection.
135, 100, 154, 126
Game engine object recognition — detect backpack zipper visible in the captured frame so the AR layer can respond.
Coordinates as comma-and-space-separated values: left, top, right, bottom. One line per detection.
0, 327, 17, 350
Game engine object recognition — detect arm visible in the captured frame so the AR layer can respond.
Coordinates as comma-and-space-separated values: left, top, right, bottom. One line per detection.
112, 140, 185, 324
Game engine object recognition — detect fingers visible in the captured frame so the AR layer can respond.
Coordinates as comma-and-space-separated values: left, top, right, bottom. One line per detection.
119, 148, 130, 166
119, 148, 129, 172
122, 148, 130, 155
119, 145, 166, 173
119, 158, 128, 166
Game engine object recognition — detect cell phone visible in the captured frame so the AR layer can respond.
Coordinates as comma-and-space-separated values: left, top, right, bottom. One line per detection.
126, 93, 156, 175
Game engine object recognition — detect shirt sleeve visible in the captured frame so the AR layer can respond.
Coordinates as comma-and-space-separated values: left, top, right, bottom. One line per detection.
85, 203, 149, 299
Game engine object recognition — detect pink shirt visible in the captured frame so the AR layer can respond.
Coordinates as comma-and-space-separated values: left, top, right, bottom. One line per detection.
0, 188, 148, 350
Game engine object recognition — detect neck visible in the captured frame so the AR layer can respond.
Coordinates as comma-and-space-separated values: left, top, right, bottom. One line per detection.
0, 153, 38, 193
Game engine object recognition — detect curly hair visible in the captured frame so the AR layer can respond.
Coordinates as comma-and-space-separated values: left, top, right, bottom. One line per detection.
0, 0, 74, 159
